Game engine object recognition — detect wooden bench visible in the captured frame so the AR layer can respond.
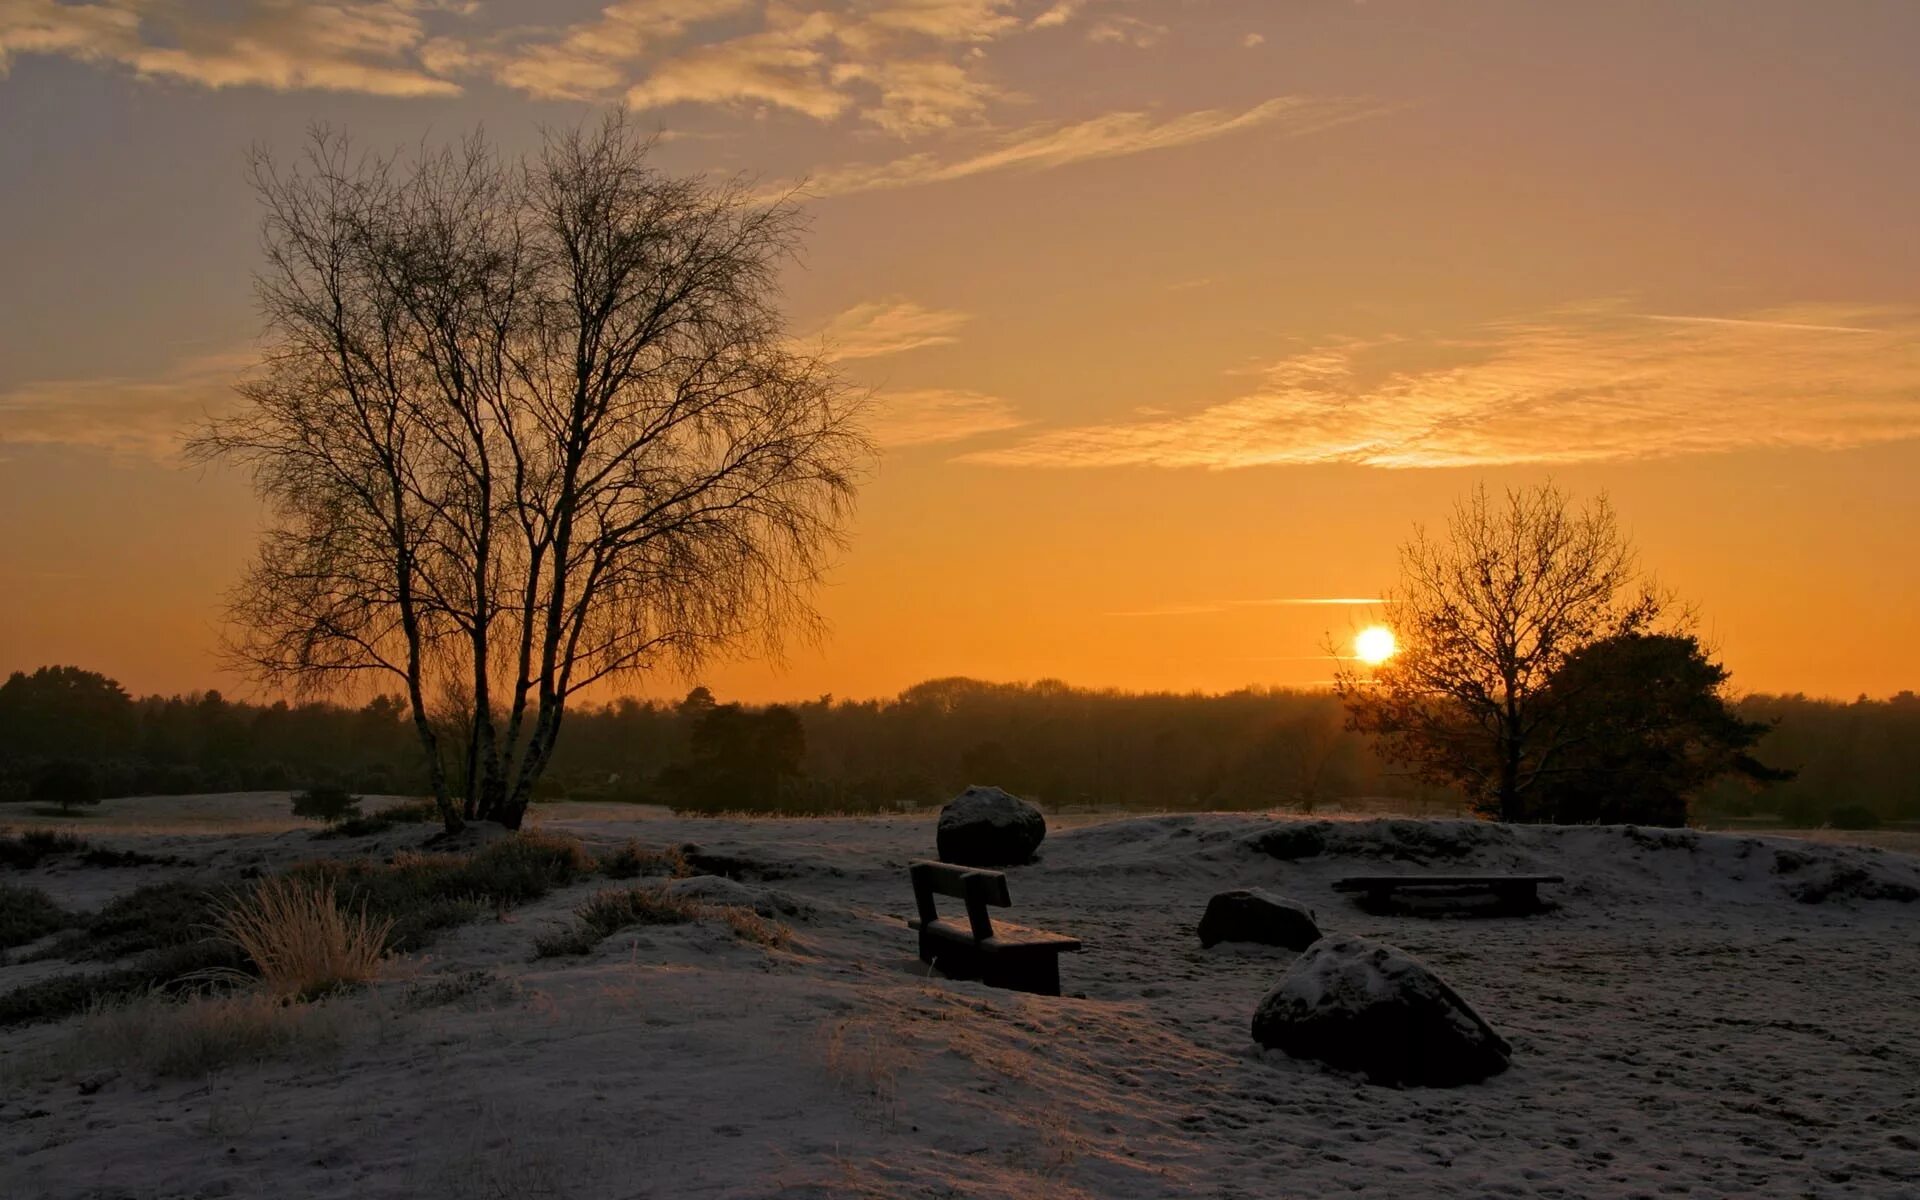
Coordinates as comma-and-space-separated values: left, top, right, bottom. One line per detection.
1332, 874, 1564, 911
908, 860, 1081, 996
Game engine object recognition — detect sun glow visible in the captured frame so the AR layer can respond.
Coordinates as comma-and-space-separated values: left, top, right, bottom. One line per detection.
1354, 625, 1397, 666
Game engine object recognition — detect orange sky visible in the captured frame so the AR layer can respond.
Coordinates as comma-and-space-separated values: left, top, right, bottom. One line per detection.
2, 1, 1917, 702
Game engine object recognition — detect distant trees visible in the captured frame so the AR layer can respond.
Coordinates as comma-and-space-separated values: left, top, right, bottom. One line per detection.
0, 662, 1906, 824
193, 115, 868, 833
0, 667, 134, 763
658, 699, 808, 812
1338, 483, 1786, 825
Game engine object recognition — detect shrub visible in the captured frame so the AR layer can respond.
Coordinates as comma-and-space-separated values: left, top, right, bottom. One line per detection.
214, 876, 393, 1000
317, 797, 440, 839
37, 880, 222, 963
1829, 803, 1882, 831
291, 785, 361, 825
0, 829, 86, 869
598, 840, 692, 880
290, 831, 597, 953
0, 938, 250, 1027
0, 884, 71, 950
533, 885, 699, 958
30, 760, 102, 814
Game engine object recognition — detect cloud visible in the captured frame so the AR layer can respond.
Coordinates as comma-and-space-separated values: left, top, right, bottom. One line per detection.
1105, 597, 1382, 617
809, 298, 971, 360
483, 0, 1007, 132
963, 303, 1920, 469
798, 94, 1392, 197
0, 348, 248, 458
1242, 32, 1265, 48
0, 0, 463, 96
486, 0, 751, 101
1087, 15, 1166, 48
869, 389, 1026, 447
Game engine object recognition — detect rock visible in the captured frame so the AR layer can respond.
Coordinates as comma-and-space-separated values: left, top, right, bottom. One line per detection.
936, 786, 1046, 867
1251, 935, 1511, 1087
1198, 889, 1321, 950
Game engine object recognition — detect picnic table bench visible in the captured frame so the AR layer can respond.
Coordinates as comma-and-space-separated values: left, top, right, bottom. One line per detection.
908, 860, 1081, 996
1332, 874, 1564, 910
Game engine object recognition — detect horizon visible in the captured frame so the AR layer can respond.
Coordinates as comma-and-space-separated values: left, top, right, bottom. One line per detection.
4, 1, 1919, 702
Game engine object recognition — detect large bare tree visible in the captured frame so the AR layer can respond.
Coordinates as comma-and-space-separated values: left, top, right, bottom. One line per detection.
1335, 483, 1670, 821
194, 116, 870, 832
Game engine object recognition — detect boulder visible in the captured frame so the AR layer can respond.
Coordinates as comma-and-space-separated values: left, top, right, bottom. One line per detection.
1251, 935, 1511, 1087
1198, 889, 1321, 950
936, 786, 1046, 867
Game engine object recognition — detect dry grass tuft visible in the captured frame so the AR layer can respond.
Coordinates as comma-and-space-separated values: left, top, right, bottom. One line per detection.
58, 991, 350, 1079
215, 876, 393, 999
822, 1017, 907, 1118
717, 905, 792, 949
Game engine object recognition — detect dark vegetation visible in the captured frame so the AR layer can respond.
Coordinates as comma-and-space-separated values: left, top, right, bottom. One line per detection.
0, 828, 170, 869
533, 885, 700, 958
0, 829, 693, 1025
289, 785, 361, 825
2, 664, 1915, 827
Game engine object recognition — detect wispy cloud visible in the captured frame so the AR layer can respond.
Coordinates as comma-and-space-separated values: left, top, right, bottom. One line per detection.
965, 303, 1920, 469
1631, 313, 1882, 335
0, 348, 248, 458
870, 389, 1027, 447
808, 298, 971, 360
798, 94, 1393, 197
1105, 597, 1382, 617
0, 0, 464, 97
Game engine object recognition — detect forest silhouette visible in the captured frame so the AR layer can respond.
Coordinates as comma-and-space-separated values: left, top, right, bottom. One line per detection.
1, 667, 1911, 828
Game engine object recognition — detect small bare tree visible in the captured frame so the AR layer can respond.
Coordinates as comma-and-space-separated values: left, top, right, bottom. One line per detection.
194, 116, 869, 832
1335, 483, 1669, 821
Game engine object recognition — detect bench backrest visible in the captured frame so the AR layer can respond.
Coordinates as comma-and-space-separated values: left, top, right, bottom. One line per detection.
910, 860, 1010, 941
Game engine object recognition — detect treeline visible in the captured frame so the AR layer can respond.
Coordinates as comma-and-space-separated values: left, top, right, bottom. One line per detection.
2, 666, 1915, 824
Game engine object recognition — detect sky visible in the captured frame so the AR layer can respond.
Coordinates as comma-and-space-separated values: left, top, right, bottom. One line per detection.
1, 0, 1918, 704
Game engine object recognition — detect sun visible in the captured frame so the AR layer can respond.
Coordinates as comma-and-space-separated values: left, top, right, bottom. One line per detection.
1354, 624, 1397, 666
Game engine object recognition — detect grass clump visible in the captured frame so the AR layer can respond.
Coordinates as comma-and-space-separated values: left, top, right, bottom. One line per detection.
598, 839, 692, 880
64, 990, 349, 1079
717, 905, 793, 949
214, 876, 393, 1000
1, 883, 72, 951
533, 885, 700, 958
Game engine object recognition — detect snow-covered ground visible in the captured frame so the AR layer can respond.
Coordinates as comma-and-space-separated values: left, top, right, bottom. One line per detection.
4, 796, 1918, 1198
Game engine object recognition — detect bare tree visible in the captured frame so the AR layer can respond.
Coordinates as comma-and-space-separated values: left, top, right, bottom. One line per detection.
194, 116, 870, 832
1335, 482, 1669, 821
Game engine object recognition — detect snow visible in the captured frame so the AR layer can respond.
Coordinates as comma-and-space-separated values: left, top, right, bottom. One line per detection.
4, 797, 1918, 1197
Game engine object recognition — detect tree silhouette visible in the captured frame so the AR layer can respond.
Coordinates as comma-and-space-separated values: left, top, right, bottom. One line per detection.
193, 115, 869, 833
1533, 633, 1790, 825
1337, 483, 1670, 822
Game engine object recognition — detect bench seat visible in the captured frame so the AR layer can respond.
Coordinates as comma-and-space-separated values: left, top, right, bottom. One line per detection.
910, 916, 1083, 953
1332, 874, 1564, 912
908, 860, 1081, 995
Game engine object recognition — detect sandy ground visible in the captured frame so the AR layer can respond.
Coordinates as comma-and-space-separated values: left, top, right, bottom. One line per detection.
3, 794, 1918, 1198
